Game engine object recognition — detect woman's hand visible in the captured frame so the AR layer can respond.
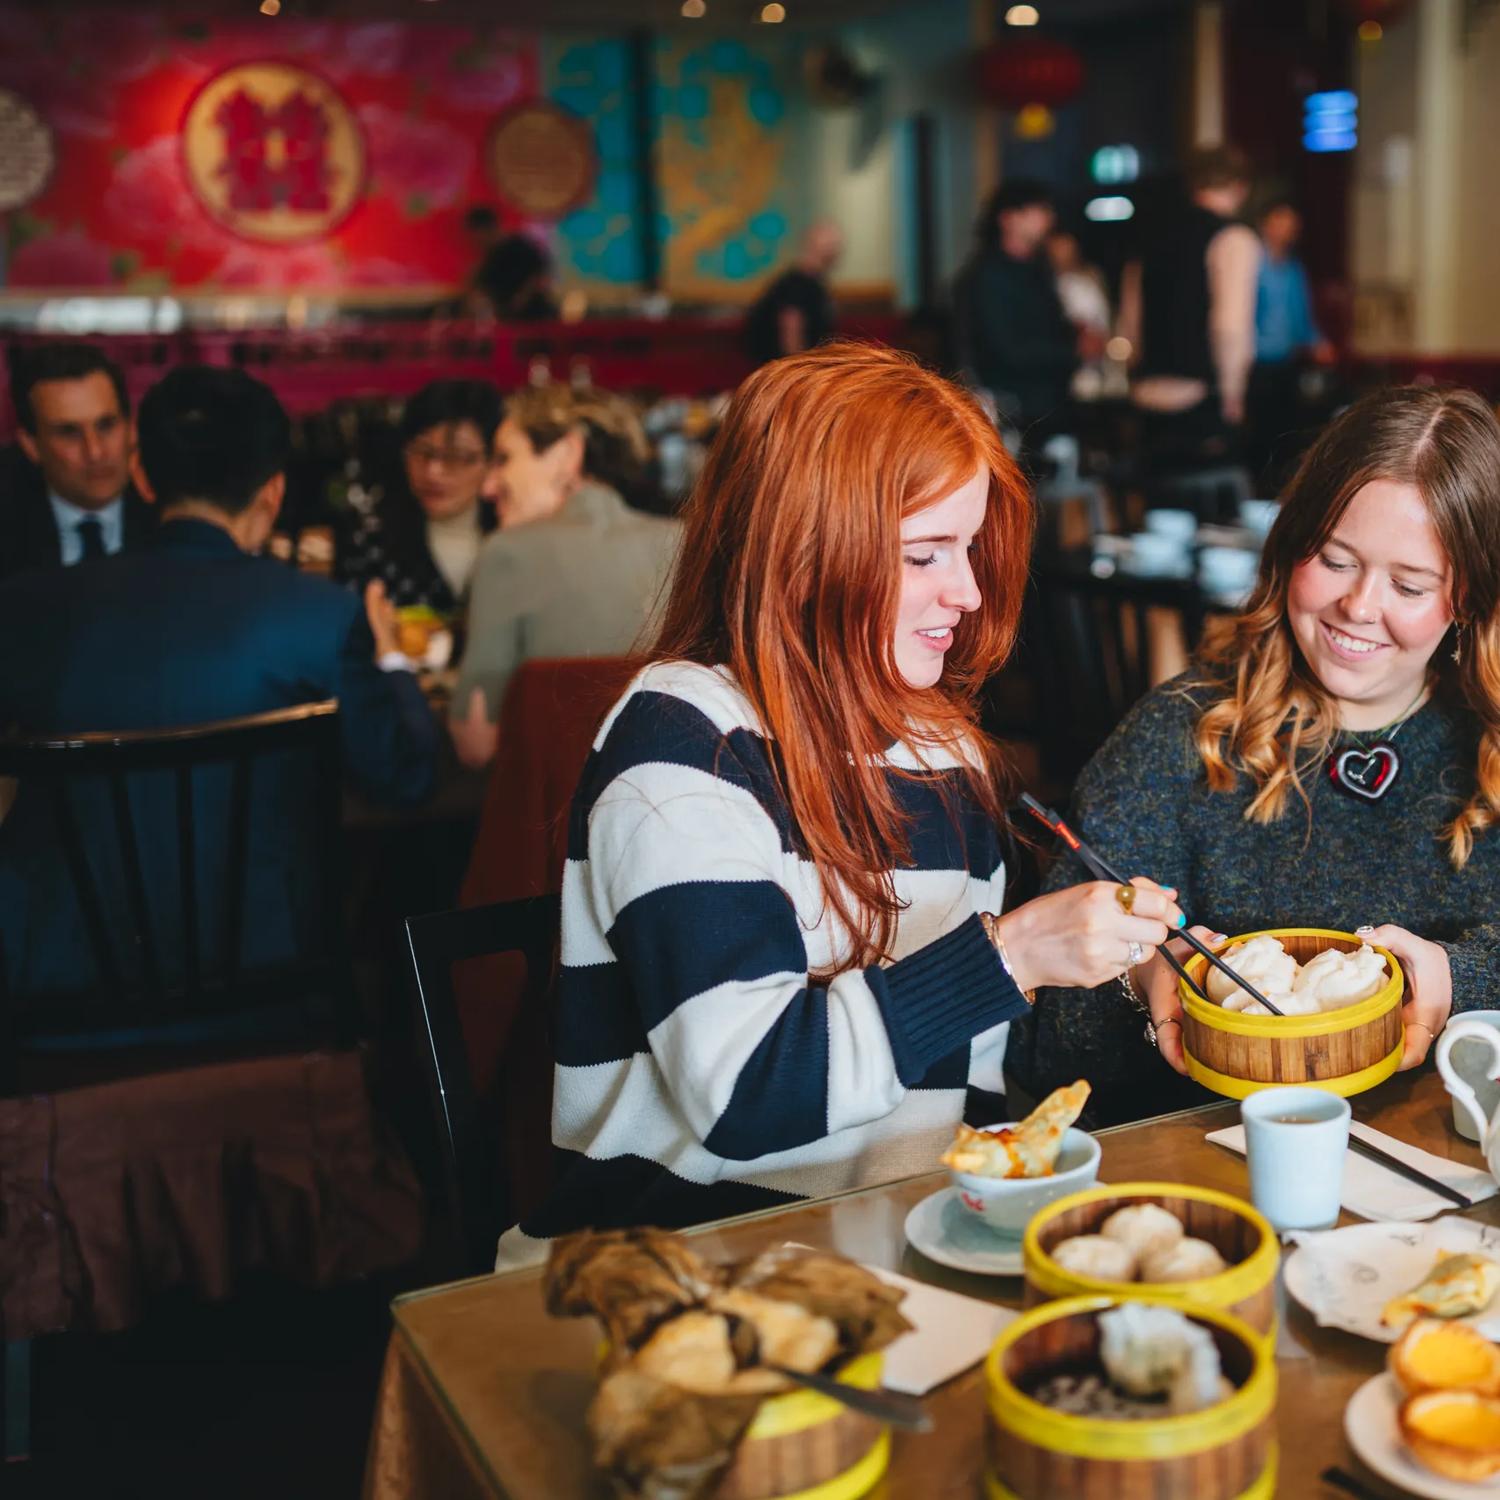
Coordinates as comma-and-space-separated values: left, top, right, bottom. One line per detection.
994, 877, 1184, 995
450, 686, 499, 770
1137, 925, 1225, 1075
364, 579, 400, 660
1362, 924, 1453, 1069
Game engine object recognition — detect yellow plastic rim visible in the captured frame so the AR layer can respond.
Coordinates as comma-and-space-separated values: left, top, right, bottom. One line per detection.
1022, 1182, 1279, 1315
1184, 1037, 1404, 1100
984, 1440, 1278, 1500
1178, 928, 1404, 1036
985, 1296, 1276, 1460
763, 1429, 888, 1500
746, 1351, 884, 1439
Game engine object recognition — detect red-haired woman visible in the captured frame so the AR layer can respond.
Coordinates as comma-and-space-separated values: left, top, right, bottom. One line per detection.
496, 342, 1184, 1265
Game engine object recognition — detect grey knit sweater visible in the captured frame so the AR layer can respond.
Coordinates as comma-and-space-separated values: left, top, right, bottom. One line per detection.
1005, 675, 1500, 1124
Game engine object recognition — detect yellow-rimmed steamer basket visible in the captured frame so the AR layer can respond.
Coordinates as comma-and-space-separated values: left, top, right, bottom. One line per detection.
711, 1350, 890, 1500
1178, 928, 1404, 1098
983, 1295, 1277, 1500
1023, 1184, 1280, 1343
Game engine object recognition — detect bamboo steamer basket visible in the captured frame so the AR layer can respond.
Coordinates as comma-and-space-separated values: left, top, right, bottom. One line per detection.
1177, 928, 1404, 1099
983, 1295, 1277, 1500
1023, 1183, 1279, 1342
712, 1350, 889, 1500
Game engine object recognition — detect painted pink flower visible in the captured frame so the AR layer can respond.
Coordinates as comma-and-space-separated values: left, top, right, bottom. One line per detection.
8, 231, 116, 287
357, 103, 473, 212
104, 136, 232, 255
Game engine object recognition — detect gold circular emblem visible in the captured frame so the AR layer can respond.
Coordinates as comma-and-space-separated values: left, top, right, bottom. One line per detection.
487, 102, 596, 220
0, 89, 55, 213
182, 62, 364, 244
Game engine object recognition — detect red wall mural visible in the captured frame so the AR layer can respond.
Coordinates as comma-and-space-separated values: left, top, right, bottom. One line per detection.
0, 10, 539, 291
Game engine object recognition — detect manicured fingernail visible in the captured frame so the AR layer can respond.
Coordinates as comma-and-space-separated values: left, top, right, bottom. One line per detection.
1175, 913, 1186, 928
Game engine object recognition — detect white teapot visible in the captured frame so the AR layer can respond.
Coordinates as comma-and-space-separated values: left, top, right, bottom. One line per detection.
1436, 1018, 1500, 1172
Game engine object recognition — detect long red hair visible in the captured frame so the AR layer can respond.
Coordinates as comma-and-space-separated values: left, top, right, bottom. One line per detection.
652, 341, 1033, 967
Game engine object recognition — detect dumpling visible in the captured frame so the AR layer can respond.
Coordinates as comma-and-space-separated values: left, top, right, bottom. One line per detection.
1097, 1302, 1230, 1414
1101, 1202, 1184, 1264
1205, 935, 1298, 1009
1225, 987, 1316, 1018
1050, 1234, 1138, 1282
1293, 944, 1389, 1013
1140, 1236, 1229, 1284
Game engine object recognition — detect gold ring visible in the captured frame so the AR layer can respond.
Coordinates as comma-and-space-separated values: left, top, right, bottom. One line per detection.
1115, 885, 1136, 915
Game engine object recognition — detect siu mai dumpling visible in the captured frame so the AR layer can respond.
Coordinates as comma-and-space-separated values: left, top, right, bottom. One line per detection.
1140, 1236, 1229, 1283
1101, 1202, 1184, 1264
1050, 1234, 1138, 1282
1293, 943, 1389, 1013
1205, 935, 1298, 1009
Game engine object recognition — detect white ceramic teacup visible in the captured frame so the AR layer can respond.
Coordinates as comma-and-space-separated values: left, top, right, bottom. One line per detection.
1239, 499, 1280, 535
1242, 1087, 1351, 1232
1435, 1011, 1500, 1143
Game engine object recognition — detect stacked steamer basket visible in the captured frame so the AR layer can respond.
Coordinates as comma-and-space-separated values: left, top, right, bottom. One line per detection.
716, 1352, 890, 1500
1177, 928, 1404, 1099
983, 1295, 1277, 1500
1022, 1184, 1280, 1344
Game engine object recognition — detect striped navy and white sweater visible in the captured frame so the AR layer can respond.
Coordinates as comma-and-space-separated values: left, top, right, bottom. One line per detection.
496, 660, 1028, 1268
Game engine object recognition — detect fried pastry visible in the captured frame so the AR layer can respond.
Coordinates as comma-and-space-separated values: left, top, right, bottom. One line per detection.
940, 1079, 1091, 1178
1381, 1252, 1500, 1330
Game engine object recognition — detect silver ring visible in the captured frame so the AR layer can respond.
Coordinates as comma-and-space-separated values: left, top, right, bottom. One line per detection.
1355, 924, 1375, 936
1127, 941, 1146, 967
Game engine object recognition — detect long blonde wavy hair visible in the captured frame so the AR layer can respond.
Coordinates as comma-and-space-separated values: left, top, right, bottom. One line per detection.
1192, 385, 1500, 868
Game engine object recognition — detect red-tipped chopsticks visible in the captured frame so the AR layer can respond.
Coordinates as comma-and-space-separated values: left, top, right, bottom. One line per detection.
1019, 793, 1287, 1018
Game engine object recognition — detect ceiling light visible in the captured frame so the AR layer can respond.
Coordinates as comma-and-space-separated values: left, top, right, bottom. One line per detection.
681, 0, 706, 14
259, 0, 280, 13
1084, 195, 1135, 222
760, 2, 786, 21
1358, 19, 1382, 40
1005, 5, 1040, 24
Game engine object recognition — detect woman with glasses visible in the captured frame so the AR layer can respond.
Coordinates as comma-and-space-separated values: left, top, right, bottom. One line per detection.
336, 379, 502, 618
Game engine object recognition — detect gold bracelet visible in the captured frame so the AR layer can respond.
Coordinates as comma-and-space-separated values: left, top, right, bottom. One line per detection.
979, 912, 1037, 1006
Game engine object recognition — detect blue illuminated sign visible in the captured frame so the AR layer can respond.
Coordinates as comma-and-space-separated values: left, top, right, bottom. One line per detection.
1303, 89, 1357, 153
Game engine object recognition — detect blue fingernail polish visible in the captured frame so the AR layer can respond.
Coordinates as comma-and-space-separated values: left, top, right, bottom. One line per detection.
1175, 913, 1186, 928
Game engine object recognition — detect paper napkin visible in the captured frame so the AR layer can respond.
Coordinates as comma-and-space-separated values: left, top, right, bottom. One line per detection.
1206, 1120, 1497, 1223
783, 1243, 1014, 1395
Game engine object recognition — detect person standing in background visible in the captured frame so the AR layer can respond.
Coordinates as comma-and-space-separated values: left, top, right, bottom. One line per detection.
953, 181, 1087, 439
1117, 147, 1259, 470
0, 343, 155, 582
742, 221, 844, 367
1046, 226, 1112, 401
1248, 199, 1335, 488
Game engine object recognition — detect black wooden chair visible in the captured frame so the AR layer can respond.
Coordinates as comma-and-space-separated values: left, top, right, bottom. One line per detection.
0, 700, 356, 1076
403, 894, 560, 1277
0, 700, 356, 1460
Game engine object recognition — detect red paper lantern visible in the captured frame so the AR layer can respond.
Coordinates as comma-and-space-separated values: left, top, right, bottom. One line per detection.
977, 37, 1084, 111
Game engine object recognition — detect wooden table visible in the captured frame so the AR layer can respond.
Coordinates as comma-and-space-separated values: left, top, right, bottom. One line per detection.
364, 1067, 1494, 1500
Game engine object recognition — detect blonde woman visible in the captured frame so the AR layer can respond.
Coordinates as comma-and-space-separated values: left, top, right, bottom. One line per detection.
1009, 386, 1500, 1123
450, 385, 680, 767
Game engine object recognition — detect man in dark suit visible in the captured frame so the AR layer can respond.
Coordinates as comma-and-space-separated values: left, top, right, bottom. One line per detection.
1, 342, 156, 581
0, 367, 438, 1017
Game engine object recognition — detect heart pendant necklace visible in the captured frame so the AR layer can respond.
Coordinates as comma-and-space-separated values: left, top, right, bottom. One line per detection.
1326, 688, 1428, 802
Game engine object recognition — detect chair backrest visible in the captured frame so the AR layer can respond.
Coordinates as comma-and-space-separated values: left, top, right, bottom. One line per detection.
403, 894, 560, 1275
0, 701, 353, 1052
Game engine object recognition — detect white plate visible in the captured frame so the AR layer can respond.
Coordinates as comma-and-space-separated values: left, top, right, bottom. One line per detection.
904, 1187, 1025, 1276
1345, 1372, 1500, 1499
1284, 1219, 1500, 1344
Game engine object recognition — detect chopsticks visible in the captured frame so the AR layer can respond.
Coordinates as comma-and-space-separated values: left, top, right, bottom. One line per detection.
769, 1365, 933, 1431
1019, 794, 1287, 1018
1346, 1132, 1475, 1211
1320, 1467, 1384, 1500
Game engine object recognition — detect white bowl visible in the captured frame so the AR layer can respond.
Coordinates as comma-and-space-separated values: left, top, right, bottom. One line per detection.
1238, 499, 1280, 535
1144, 508, 1197, 543
949, 1127, 1102, 1236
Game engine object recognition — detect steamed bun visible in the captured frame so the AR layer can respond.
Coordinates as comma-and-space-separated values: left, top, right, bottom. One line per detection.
1050, 1234, 1138, 1282
1292, 943, 1389, 1013
1205, 935, 1298, 1009
1140, 1235, 1229, 1283
1101, 1203, 1184, 1264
